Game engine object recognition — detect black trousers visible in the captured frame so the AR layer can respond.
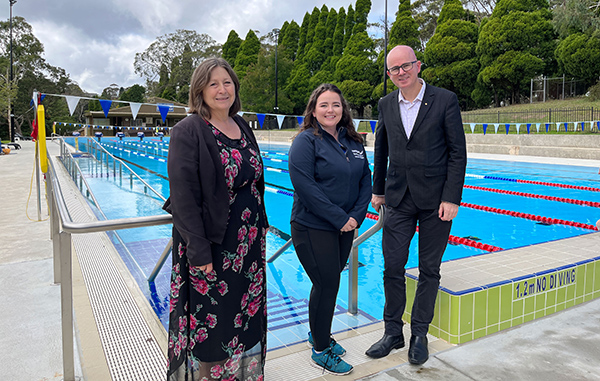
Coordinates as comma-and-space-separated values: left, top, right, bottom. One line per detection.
291, 221, 355, 351
382, 189, 452, 337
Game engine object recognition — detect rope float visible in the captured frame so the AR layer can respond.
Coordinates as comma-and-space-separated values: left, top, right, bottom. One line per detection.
481, 174, 600, 193
464, 185, 600, 208
461, 202, 598, 231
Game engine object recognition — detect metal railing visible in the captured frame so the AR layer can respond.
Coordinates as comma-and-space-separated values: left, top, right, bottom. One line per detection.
265, 206, 386, 315
48, 142, 173, 381
48, 137, 385, 379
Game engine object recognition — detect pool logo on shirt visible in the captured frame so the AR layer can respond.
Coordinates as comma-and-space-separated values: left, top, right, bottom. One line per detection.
351, 150, 365, 160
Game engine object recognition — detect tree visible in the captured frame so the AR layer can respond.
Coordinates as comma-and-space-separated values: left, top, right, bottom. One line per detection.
234, 30, 261, 78
344, 5, 356, 50
388, 0, 422, 53
240, 47, 294, 114
279, 21, 300, 61
222, 30, 243, 66
476, 0, 556, 105
556, 31, 600, 87
412, 0, 445, 49
333, 8, 347, 56
422, 0, 479, 109
296, 13, 311, 61
551, 0, 600, 39
353, 0, 372, 34
304, 6, 330, 74
119, 84, 146, 103
134, 30, 219, 85
338, 79, 373, 116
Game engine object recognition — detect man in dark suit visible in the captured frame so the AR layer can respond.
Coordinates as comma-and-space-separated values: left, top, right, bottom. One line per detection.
365, 45, 467, 364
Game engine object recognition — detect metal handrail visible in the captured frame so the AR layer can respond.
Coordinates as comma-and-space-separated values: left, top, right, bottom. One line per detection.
47, 149, 172, 381
85, 137, 167, 202
266, 206, 386, 263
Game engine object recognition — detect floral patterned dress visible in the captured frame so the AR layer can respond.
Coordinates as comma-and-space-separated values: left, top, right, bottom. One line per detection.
168, 125, 267, 381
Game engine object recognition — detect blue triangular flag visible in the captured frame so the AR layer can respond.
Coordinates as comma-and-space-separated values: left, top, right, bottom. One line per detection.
580, 122, 585, 132
564, 122, 568, 132
483, 123, 487, 135
505, 123, 510, 134
370, 120, 376, 133
545, 123, 550, 132
257, 113, 266, 128
40, 94, 46, 102
527, 123, 531, 134
158, 104, 170, 123
99, 99, 112, 117
297, 116, 304, 127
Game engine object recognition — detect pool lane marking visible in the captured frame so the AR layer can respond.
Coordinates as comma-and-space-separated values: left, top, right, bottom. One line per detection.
464, 184, 600, 207
466, 173, 600, 192
461, 202, 598, 231
265, 182, 503, 252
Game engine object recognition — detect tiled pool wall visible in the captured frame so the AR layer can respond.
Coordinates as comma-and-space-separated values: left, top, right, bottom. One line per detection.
403, 257, 600, 344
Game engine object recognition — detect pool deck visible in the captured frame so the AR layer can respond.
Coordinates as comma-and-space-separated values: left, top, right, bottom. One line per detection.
2, 140, 600, 380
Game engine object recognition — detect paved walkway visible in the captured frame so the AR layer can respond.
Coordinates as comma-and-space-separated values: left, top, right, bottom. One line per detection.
2, 141, 600, 381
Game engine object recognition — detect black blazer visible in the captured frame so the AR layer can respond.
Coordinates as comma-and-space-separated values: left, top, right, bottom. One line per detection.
372, 84, 467, 210
163, 113, 266, 267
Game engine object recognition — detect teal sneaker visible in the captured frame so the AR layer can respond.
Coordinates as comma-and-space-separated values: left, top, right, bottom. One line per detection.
307, 332, 346, 356
311, 348, 353, 375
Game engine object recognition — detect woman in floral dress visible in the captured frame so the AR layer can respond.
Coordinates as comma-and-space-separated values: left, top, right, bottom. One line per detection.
164, 57, 267, 381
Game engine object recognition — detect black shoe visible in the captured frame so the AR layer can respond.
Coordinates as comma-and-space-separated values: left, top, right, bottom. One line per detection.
408, 335, 429, 365
365, 334, 405, 358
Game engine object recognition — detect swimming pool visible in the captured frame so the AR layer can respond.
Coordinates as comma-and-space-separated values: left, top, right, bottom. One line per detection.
64, 136, 600, 349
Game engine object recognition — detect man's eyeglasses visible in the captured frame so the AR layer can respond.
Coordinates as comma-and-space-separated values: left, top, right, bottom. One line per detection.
387, 61, 418, 75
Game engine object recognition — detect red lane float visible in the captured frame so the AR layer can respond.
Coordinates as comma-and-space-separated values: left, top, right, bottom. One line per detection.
464, 185, 600, 208
511, 178, 599, 193
461, 202, 599, 231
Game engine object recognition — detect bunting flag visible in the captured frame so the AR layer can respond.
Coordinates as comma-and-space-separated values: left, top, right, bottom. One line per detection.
185, 107, 190, 114
353, 119, 360, 130
564, 122, 568, 132
580, 121, 585, 132
256, 113, 266, 128
157, 104, 170, 123
526, 123, 531, 134
493, 123, 499, 133
597, 121, 600, 132
469, 123, 475, 133
276, 115, 285, 129
536, 123, 540, 133
130, 102, 142, 120
515, 123, 521, 134
545, 123, 550, 132
296, 116, 304, 127
505, 123, 510, 134
370, 120, 376, 133
99, 99, 112, 117
483, 123, 488, 135
65, 96, 81, 116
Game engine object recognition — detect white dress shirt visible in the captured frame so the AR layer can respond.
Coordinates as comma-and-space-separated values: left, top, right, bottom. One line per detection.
398, 79, 426, 138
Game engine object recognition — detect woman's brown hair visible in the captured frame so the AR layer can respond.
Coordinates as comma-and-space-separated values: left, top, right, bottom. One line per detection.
298, 83, 363, 143
188, 57, 241, 120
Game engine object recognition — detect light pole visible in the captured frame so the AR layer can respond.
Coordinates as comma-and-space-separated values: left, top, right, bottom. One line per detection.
273, 28, 280, 114
383, 0, 388, 96
9, 0, 16, 142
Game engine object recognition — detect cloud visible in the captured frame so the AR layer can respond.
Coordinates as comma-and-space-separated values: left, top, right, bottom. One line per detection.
1, 0, 389, 95
30, 19, 152, 94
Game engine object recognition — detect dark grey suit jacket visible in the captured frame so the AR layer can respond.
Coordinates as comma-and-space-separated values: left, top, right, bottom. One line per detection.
372, 84, 467, 210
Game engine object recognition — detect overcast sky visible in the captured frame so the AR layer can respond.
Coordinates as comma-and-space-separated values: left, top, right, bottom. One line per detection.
0, 0, 389, 95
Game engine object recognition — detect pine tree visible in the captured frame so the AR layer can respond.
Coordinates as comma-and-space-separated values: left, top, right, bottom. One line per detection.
234, 30, 261, 78
296, 13, 311, 61
222, 30, 243, 66
422, 0, 479, 109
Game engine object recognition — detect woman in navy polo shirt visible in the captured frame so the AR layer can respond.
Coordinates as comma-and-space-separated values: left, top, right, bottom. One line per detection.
288, 83, 372, 375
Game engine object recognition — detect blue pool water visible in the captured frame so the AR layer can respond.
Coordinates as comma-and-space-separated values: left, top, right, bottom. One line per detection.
64, 137, 600, 349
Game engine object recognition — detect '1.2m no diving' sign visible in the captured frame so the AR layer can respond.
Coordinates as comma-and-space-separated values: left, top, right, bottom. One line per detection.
513, 268, 576, 300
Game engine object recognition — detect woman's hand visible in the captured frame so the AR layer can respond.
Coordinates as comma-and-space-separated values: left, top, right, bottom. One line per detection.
341, 217, 358, 232
197, 263, 213, 274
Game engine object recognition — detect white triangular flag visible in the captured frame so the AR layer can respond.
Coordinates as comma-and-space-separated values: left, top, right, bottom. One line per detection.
515, 123, 521, 134
494, 123, 499, 133
469, 123, 475, 133
276, 115, 285, 129
64, 96, 81, 116
129, 102, 142, 120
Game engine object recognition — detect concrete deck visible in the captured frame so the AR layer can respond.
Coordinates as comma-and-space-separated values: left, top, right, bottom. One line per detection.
2, 140, 600, 380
